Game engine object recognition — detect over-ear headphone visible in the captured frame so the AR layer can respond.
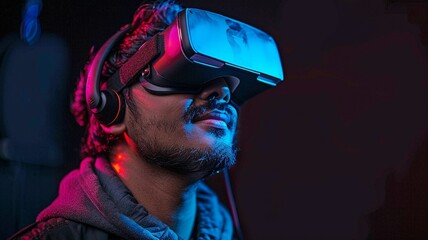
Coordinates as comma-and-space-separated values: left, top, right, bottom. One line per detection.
86, 23, 164, 126
85, 25, 131, 126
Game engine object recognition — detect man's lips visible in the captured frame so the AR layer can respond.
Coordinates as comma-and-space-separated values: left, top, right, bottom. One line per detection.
192, 110, 231, 128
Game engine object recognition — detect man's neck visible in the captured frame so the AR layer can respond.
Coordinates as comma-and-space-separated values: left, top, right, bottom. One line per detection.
109, 140, 200, 239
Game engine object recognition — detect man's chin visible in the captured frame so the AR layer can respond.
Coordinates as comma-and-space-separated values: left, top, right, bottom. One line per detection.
190, 130, 235, 150
139, 141, 237, 175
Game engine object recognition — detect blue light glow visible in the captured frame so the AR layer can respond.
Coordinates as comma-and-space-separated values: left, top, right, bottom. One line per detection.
21, 0, 42, 45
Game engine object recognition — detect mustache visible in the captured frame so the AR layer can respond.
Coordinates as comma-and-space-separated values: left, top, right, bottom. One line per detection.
183, 99, 235, 127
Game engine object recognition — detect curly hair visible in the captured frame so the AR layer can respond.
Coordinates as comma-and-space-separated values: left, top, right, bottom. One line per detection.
71, 0, 183, 158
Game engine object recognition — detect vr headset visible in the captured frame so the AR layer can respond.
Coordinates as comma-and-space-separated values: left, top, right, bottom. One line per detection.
86, 8, 284, 126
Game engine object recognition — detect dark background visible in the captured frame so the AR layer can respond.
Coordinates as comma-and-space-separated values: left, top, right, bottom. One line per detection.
1, 0, 427, 239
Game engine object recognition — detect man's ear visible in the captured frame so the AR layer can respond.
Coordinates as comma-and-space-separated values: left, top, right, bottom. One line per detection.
100, 121, 126, 135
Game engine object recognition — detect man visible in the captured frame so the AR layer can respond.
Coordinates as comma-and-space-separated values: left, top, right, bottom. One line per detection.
10, 0, 283, 239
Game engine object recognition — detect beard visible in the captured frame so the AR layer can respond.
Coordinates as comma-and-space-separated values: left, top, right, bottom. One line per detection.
126, 97, 238, 175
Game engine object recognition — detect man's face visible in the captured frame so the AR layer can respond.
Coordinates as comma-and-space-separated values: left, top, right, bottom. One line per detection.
125, 78, 238, 176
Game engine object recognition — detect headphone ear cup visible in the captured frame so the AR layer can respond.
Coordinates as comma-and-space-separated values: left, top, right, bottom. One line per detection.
94, 89, 126, 126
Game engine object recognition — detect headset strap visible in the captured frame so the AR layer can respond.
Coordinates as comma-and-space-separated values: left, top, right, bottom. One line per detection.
107, 34, 164, 92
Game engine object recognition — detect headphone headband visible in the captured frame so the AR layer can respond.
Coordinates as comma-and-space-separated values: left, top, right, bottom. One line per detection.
86, 25, 130, 112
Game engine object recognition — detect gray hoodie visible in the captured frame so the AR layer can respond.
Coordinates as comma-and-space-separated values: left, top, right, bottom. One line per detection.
36, 157, 233, 239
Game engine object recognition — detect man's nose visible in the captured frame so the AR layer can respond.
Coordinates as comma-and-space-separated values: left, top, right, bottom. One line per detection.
197, 78, 231, 103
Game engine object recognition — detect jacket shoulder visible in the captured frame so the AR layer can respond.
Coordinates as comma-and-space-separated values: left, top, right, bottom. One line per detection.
8, 217, 121, 240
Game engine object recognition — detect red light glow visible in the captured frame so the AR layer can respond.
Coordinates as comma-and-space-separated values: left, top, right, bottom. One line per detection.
112, 152, 126, 176
112, 163, 121, 174
124, 132, 138, 150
